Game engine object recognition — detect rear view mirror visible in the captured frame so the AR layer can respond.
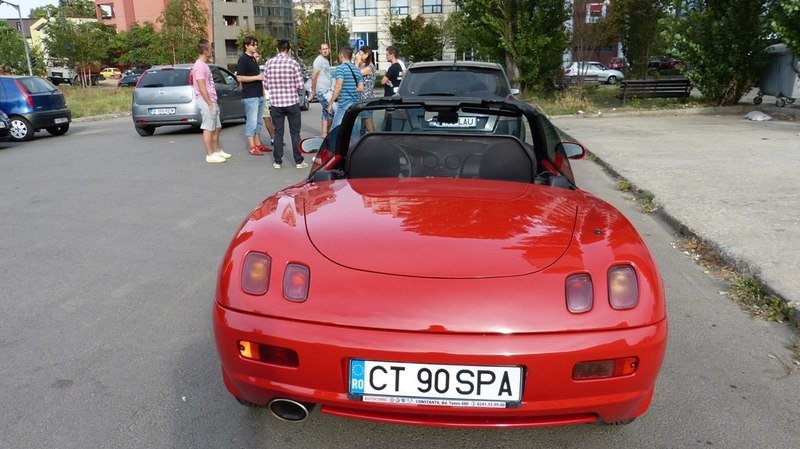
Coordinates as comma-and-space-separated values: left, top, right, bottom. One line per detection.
300, 137, 323, 154
558, 142, 587, 160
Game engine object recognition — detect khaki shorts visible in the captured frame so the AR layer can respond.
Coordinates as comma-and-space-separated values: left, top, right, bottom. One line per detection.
198, 100, 221, 131
263, 98, 271, 119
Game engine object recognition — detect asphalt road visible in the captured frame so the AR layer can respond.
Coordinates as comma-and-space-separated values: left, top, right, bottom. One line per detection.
1, 104, 798, 449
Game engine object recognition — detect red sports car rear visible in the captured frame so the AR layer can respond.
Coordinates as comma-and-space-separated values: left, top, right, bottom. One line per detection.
213, 177, 667, 427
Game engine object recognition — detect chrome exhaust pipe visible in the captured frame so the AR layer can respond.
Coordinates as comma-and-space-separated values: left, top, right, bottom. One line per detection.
268, 398, 313, 422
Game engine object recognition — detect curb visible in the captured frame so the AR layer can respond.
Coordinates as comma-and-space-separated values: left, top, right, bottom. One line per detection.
586, 150, 800, 328
73, 112, 131, 123
546, 103, 799, 120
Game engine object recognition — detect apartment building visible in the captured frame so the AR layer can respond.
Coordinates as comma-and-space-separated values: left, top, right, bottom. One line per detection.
331, 0, 458, 68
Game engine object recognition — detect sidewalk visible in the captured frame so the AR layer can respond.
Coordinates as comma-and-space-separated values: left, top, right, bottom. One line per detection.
551, 105, 800, 312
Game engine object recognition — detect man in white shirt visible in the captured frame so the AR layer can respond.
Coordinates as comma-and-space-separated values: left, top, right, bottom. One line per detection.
311, 43, 333, 137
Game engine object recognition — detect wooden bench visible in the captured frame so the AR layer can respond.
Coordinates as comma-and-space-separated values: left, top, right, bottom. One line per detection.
561, 75, 600, 89
617, 77, 692, 104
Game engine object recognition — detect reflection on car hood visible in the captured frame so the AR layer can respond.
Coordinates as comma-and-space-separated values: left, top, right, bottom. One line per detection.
302, 178, 577, 278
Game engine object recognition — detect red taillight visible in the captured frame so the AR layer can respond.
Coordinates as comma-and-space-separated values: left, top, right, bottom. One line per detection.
14, 80, 35, 109
566, 273, 593, 313
572, 357, 638, 380
283, 263, 310, 302
189, 70, 194, 86
241, 252, 271, 295
608, 265, 638, 309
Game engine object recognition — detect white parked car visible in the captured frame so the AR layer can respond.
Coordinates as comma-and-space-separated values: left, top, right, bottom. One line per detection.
564, 61, 625, 84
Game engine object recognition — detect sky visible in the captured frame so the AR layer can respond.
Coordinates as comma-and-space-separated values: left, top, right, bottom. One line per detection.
0, 0, 59, 19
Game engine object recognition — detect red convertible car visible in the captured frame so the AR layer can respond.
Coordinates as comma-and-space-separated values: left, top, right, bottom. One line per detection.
213, 98, 668, 428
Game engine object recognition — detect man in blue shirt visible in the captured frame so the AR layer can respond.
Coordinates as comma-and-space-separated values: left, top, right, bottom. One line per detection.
327, 46, 364, 130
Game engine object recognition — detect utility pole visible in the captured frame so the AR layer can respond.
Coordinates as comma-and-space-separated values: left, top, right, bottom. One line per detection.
0, 0, 34, 75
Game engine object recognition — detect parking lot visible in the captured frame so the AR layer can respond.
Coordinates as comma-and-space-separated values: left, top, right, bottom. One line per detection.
1, 105, 799, 448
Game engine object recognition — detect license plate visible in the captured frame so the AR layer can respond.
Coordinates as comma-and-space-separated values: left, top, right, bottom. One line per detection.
349, 359, 522, 408
428, 116, 477, 128
54, 117, 69, 124
149, 108, 176, 115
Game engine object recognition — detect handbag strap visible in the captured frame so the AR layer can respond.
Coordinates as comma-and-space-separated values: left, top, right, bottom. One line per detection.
346, 64, 360, 86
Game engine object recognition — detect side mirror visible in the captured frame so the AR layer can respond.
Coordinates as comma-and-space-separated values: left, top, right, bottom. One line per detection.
510, 88, 520, 96
558, 142, 587, 160
299, 137, 324, 154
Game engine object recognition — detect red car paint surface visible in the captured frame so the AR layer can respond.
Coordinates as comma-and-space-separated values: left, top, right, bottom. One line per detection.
213, 98, 667, 428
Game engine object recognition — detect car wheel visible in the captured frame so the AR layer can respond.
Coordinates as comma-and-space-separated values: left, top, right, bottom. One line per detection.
753, 96, 763, 105
607, 75, 618, 85
300, 94, 310, 111
786, 98, 795, 104
135, 125, 156, 136
46, 124, 70, 136
604, 418, 636, 426
776, 98, 786, 107
9, 116, 34, 141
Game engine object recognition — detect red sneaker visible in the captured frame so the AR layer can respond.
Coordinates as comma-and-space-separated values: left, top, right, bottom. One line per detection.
257, 144, 271, 152
249, 146, 264, 156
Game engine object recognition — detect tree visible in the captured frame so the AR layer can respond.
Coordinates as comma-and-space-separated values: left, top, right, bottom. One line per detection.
387, 15, 444, 63
608, 0, 667, 79
0, 22, 44, 75
771, 0, 800, 52
663, 0, 770, 105
30, 0, 96, 19
112, 22, 168, 67
443, 9, 500, 62
157, 0, 208, 65
43, 18, 115, 86
235, 28, 276, 60
296, 9, 349, 65
454, 0, 570, 92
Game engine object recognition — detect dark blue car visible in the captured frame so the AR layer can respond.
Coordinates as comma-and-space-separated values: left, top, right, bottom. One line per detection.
0, 109, 10, 142
0, 76, 72, 142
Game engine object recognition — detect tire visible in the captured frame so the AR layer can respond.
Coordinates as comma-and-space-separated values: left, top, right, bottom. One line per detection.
300, 94, 310, 111
9, 116, 34, 141
604, 418, 636, 426
753, 96, 763, 105
786, 98, 795, 104
776, 98, 786, 107
135, 125, 156, 136
46, 124, 70, 136
606, 75, 618, 85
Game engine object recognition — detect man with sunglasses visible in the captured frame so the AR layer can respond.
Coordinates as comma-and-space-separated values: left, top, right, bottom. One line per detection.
236, 36, 267, 156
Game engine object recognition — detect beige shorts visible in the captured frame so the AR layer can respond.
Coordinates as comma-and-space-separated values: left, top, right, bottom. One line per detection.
263, 98, 271, 119
198, 100, 221, 131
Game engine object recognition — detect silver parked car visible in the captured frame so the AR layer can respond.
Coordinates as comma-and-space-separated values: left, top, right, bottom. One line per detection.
132, 64, 245, 136
564, 61, 625, 85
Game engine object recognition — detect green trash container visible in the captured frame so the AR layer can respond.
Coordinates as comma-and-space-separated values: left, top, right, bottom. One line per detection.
754, 44, 799, 107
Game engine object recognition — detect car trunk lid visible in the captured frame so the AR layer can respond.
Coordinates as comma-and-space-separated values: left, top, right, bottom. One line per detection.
302, 178, 576, 278
133, 69, 194, 105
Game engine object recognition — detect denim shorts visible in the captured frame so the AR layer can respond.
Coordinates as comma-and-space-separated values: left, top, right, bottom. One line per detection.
316, 90, 334, 120
242, 96, 264, 136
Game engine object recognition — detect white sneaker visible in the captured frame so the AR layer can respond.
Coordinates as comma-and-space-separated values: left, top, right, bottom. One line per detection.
273, 162, 282, 169
295, 161, 309, 169
216, 149, 231, 159
206, 153, 226, 163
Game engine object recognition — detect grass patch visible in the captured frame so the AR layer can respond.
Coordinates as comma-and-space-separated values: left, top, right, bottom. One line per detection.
525, 85, 707, 116
615, 178, 633, 192
61, 86, 133, 119
612, 176, 658, 213
729, 276, 797, 325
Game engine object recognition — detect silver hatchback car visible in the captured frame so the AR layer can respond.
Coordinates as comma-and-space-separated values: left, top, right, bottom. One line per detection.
132, 64, 245, 136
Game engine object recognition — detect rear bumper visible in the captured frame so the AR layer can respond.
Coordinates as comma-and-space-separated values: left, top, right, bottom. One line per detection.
23, 109, 72, 130
132, 103, 201, 127
213, 303, 667, 428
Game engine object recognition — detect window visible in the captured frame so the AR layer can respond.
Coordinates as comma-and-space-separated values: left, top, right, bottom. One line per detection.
422, 0, 442, 14
225, 39, 239, 59
223, 16, 239, 26
354, 0, 377, 17
390, 0, 408, 15
98, 4, 114, 19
